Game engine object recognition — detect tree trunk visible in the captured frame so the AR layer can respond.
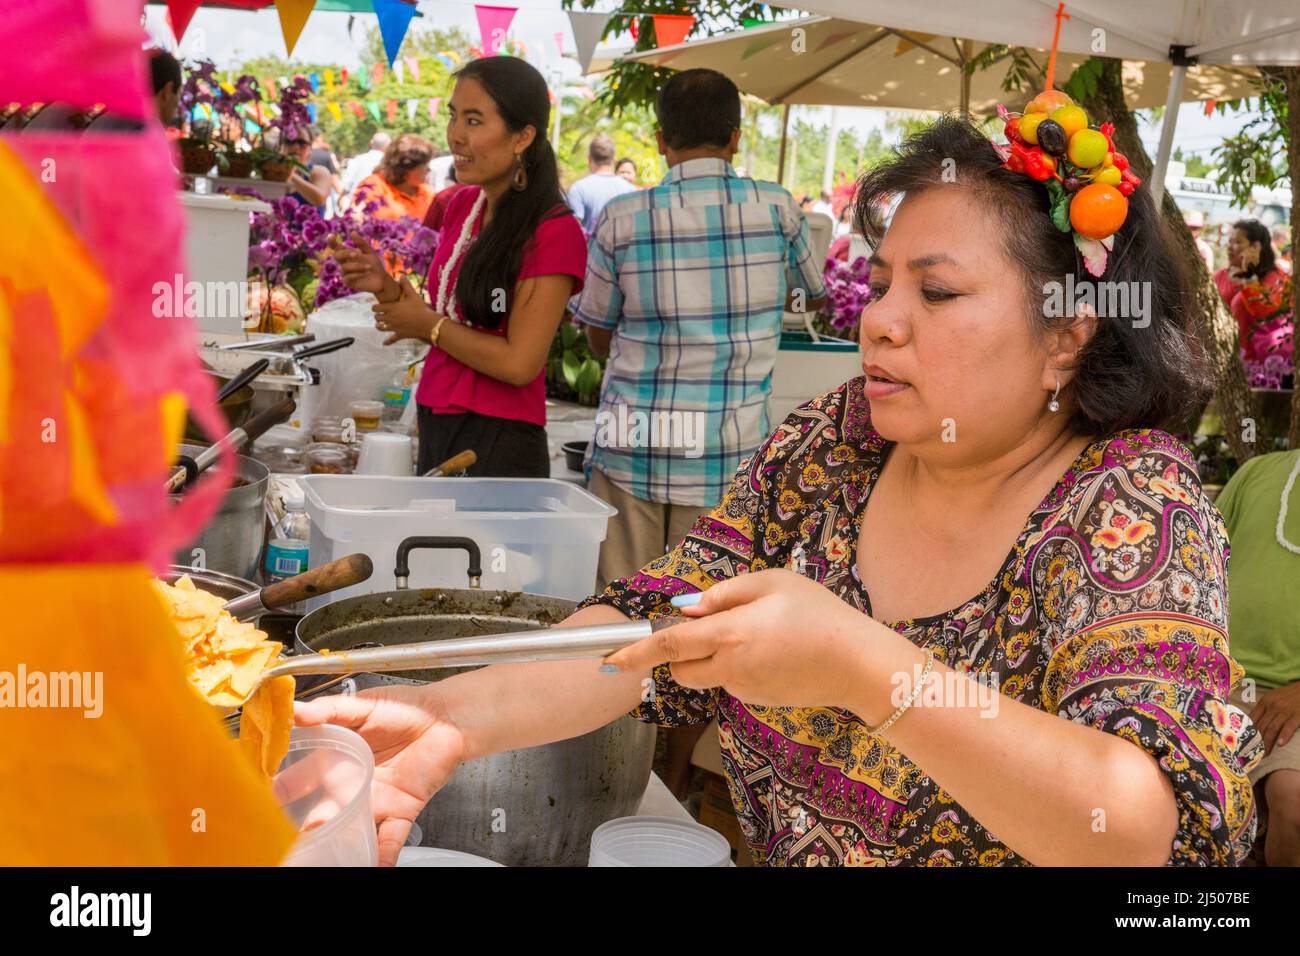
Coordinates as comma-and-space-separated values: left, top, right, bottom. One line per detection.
1082, 59, 1260, 465
1284, 67, 1300, 449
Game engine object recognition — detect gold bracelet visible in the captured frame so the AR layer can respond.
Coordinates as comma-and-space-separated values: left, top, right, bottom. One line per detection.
869, 653, 935, 737
429, 314, 450, 347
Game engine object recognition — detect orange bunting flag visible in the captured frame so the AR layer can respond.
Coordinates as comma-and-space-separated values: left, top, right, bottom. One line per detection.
653, 14, 694, 47
274, 0, 316, 58
386, 99, 398, 123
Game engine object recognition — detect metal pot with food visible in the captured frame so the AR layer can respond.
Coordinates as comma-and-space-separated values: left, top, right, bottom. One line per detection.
291, 535, 658, 867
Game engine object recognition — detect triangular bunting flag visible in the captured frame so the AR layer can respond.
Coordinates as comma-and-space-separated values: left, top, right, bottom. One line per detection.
341, 67, 349, 85
307, 103, 317, 123
367, 100, 382, 122
1204, 99, 1217, 116
554, 31, 566, 57
372, 0, 419, 68
386, 99, 397, 123
405, 56, 421, 82
394, 59, 405, 84
308, 72, 320, 93
324, 69, 334, 92
406, 99, 418, 122
274, 0, 316, 58
166, 0, 202, 45
566, 11, 610, 74
652, 14, 694, 48
349, 101, 365, 119
475, 5, 517, 57
428, 98, 440, 120
372, 62, 384, 86
327, 101, 342, 122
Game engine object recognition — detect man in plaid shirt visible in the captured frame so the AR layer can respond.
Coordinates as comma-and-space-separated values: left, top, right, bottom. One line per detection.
574, 69, 827, 591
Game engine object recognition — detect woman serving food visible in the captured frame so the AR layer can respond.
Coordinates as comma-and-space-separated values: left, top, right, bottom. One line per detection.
299, 114, 1260, 867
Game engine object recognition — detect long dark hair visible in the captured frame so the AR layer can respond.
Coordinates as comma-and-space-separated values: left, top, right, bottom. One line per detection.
453, 57, 568, 329
1232, 218, 1277, 280
854, 117, 1210, 436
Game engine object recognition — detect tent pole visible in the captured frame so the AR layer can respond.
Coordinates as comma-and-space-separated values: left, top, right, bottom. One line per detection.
959, 39, 972, 116
1151, 63, 1187, 207
776, 103, 791, 184
822, 106, 839, 192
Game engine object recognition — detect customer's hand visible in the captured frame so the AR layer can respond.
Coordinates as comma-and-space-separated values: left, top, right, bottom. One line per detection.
328, 232, 396, 299
602, 569, 877, 712
294, 684, 466, 866
1249, 681, 1300, 755
372, 275, 438, 346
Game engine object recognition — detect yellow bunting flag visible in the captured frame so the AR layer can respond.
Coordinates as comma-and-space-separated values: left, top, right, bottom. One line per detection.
327, 101, 342, 122
324, 68, 334, 92
274, 0, 316, 58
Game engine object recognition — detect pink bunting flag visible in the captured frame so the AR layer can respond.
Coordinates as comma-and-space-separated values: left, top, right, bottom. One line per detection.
428, 97, 440, 120
404, 56, 421, 82
554, 31, 565, 57
475, 4, 517, 57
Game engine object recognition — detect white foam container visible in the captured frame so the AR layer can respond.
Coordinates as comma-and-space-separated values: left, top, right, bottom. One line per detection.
589, 816, 731, 867
300, 475, 617, 608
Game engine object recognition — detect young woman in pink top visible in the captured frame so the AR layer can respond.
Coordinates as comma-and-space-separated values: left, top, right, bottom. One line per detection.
334, 57, 586, 477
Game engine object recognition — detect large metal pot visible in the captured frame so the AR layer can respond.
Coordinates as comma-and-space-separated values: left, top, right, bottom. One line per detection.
171, 443, 268, 580
294, 537, 656, 867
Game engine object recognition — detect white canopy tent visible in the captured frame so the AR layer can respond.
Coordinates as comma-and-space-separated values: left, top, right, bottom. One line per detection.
626, 15, 1263, 186
784, 1, 1300, 202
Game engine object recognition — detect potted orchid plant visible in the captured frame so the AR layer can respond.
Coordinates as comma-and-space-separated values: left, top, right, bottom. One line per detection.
257, 75, 315, 182
214, 75, 264, 178
177, 59, 220, 174
242, 195, 438, 333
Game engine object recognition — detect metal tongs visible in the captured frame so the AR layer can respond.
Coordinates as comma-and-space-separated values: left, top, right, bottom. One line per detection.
242, 618, 683, 704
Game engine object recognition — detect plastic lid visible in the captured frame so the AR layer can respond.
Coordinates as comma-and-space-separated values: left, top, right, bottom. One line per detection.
282, 486, 306, 511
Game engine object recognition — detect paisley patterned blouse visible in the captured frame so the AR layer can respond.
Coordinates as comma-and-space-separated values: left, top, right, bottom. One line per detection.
579, 378, 1261, 866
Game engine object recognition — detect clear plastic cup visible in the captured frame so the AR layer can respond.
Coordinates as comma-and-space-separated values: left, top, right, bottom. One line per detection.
397, 847, 505, 867
588, 816, 731, 867
275, 726, 378, 867
349, 400, 385, 433
306, 443, 352, 475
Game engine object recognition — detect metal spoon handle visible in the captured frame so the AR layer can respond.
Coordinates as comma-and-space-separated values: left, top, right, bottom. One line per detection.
263, 618, 680, 682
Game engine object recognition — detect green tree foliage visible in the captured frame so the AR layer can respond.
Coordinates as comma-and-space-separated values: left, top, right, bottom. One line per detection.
560, 0, 797, 114
234, 24, 473, 158
1210, 69, 1291, 206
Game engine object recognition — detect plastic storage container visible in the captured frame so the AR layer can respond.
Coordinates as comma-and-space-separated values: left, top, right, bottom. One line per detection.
588, 816, 731, 867
276, 726, 378, 867
300, 475, 616, 608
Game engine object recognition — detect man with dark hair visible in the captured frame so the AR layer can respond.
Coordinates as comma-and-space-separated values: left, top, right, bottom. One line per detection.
149, 49, 182, 126
576, 66, 826, 587
575, 67, 826, 799
566, 134, 635, 232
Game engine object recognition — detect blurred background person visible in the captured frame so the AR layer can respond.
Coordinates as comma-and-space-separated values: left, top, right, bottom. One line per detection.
1273, 223, 1293, 276
351, 133, 435, 222
566, 134, 636, 233
310, 126, 344, 217
1185, 210, 1215, 272
341, 131, 391, 206
423, 164, 464, 233
1215, 219, 1292, 365
614, 156, 638, 185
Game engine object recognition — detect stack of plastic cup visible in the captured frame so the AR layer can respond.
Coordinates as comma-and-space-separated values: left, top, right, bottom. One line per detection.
588, 816, 731, 867
356, 432, 414, 476
275, 726, 378, 867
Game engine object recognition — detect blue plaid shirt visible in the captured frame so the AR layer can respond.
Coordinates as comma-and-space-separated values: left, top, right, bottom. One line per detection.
574, 159, 826, 507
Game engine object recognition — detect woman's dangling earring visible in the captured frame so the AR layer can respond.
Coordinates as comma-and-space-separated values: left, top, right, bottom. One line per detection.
1048, 376, 1061, 413
511, 153, 528, 191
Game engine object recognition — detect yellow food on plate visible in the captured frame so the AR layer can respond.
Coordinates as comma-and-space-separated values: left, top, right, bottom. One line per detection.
153, 575, 293, 781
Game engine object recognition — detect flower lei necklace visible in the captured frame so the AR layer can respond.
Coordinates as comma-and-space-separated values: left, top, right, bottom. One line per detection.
1276, 453, 1300, 555
433, 189, 488, 322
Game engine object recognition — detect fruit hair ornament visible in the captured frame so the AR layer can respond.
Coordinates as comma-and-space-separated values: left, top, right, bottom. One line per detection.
990, 89, 1143, 278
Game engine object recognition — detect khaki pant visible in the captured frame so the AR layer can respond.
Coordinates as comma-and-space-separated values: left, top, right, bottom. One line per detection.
1231, 686, 1300, 785
588, 467, 712, 591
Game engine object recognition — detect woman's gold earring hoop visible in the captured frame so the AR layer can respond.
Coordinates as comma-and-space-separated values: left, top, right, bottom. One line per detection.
511, 153, 527, 191
1048, 377, 1062, 413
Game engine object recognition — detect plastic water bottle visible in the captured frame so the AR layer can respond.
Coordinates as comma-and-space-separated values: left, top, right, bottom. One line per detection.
264, 490, 311, 612
382, 345, 419, 424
